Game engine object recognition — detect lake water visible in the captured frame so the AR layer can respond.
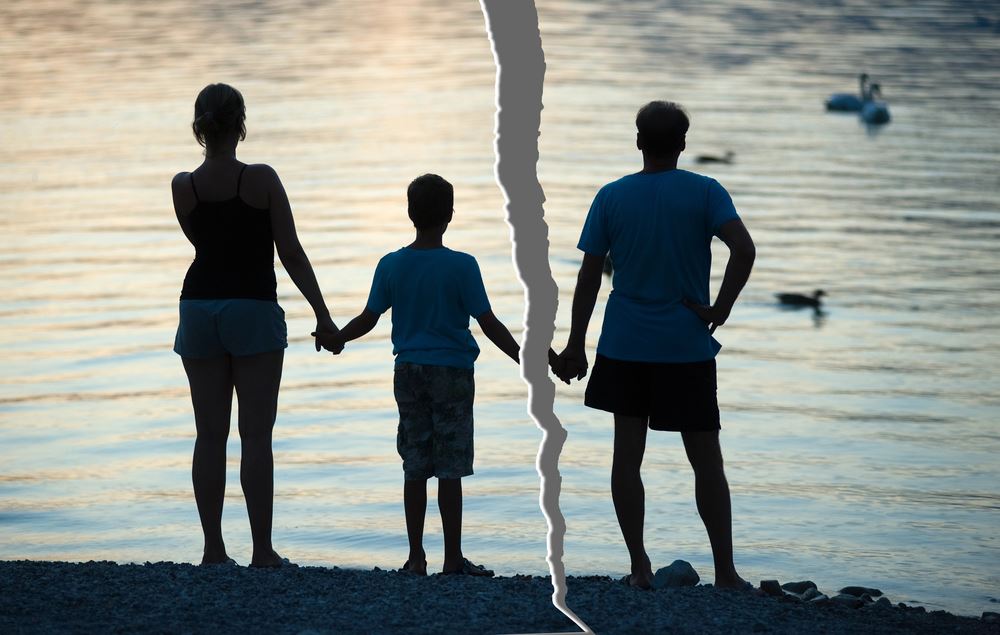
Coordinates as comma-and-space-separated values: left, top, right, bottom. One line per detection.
1, 0, 998, 620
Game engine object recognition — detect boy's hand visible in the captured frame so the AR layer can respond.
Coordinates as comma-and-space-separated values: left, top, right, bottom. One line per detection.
312, 329, 345, 354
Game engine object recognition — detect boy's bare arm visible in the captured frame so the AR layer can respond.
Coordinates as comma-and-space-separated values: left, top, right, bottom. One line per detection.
475, 310, 521, 364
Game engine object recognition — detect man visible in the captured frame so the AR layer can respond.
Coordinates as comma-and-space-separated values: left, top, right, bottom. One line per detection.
554, 101, 756, 590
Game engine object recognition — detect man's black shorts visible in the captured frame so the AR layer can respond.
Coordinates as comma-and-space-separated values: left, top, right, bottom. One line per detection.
584, 354, 720, 431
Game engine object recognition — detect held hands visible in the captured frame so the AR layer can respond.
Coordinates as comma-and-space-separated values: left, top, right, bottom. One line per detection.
682, 298, 730, 334
550, 345, 588, 385
312, 315, 345, 355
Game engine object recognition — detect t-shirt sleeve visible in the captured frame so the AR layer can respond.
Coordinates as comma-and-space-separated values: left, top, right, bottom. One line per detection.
707, 178, 741, 236
576, 187, 611, 256
460, 257, 491, 318
364, 256, 392, 315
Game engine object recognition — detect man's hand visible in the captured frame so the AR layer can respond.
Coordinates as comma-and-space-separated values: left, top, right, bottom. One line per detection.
312, 327, 345, 354
682, 299, 730, 334
555, 345, 589, 384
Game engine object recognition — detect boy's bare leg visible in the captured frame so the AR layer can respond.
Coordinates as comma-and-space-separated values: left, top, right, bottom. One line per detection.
680, 430, 746, 588
612, 415, 653, 588
403, 478, 428, 574
438, 477, 463, 572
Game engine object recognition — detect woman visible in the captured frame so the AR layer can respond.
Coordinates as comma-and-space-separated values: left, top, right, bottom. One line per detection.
172, 83, 339, 567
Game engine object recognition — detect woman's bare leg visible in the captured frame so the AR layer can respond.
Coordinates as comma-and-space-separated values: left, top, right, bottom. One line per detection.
232, 349, 284, 567
182, 355, 234, 564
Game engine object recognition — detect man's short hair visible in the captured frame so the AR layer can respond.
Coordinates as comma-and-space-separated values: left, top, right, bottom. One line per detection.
636, 101, 689, 155
407, 174, 454, 230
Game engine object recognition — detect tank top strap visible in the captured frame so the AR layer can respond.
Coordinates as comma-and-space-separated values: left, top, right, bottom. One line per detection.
236, 164, 248, 196
189, 173, 200, 201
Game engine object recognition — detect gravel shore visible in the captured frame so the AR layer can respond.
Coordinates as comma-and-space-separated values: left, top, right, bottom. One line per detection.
2, 561, 997, 634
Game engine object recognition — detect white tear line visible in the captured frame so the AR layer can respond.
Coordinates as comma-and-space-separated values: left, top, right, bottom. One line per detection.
479, 1, 591, 633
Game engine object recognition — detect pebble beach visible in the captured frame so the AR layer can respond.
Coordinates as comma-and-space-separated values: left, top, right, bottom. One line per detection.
2, 560, 997, 634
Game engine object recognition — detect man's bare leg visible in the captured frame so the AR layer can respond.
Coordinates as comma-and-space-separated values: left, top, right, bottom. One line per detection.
612, 414, 653, 588
681, 429, 746, 588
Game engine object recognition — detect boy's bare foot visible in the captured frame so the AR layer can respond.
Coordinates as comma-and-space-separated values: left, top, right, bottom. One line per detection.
400, 559, 427, 576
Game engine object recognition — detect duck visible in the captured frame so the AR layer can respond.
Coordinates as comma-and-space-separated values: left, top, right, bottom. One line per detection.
695, 150, 735, 165
825, 73, 869, 112
776, 289, 826, 308
860, 83, 891, 125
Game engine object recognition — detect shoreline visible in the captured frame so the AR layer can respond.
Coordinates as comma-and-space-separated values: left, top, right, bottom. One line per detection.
2, 561, 998, 634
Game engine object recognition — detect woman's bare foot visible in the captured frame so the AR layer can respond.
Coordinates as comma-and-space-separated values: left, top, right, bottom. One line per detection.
249, 549, 286, 568
400, 559, 427, 576
200, 546, 231, 566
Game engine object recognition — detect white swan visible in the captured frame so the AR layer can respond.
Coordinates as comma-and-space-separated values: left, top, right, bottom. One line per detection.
826, 73, 869, 112
860, 83, 891, 124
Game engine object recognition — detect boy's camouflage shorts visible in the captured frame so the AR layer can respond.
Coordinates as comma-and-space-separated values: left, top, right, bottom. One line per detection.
393, 363, 475, 480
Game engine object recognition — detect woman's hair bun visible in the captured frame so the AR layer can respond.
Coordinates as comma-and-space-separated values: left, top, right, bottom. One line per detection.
192, 85, 246, 148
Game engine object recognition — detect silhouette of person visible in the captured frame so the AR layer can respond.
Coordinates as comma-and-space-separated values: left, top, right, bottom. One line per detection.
314, 174, 544, 576
171, 83, 341, 567
553, 101, 756, 589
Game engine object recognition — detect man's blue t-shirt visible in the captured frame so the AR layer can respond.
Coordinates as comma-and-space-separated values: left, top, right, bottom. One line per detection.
577, 169, 741, 363
365, 247, 491, 369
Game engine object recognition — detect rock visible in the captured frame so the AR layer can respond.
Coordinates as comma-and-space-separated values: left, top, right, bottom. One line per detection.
831, 594, 864, 609
651, 560, 700, 589
781, 580, 817, 594
839, 585, 882, 597
809, 594, 830, 604
875, 597, 892, 608
859, 593, 874, 603
759, 580, 783, 597
801, 587, 822, 601
778, 592, 801, 603
982, 612, 999, 623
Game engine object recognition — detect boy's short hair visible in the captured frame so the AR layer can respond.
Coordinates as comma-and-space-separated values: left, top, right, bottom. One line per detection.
407, 174, 454, 230
636, 101, 689, 155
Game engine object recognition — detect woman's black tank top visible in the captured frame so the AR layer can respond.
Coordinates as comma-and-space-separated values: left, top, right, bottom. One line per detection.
179, 165, 278, 301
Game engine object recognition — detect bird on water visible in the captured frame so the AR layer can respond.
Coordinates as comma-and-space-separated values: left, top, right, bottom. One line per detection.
776, 289, 826, 308
695, 150, 735, 165
826, 73, 869, 112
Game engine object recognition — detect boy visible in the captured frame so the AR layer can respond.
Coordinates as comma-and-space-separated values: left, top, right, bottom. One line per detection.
315, 174, 523, 576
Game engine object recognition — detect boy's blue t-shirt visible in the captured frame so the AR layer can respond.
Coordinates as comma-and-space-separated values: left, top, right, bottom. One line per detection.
577, 169, 741, 363
365, 246, 491, 369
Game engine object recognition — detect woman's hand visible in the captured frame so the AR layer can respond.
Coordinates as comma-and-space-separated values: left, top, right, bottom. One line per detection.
313, 315, 344, 354
313, 328, 345, 354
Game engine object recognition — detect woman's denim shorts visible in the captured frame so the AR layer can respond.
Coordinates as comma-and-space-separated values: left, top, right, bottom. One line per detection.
174, 299, 287, 358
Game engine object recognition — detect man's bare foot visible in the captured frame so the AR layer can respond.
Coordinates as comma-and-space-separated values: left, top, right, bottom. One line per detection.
626, 555, 653, 589
716, 574, 765, 595
249, 549, 287, 568
620, 572, 653, 589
